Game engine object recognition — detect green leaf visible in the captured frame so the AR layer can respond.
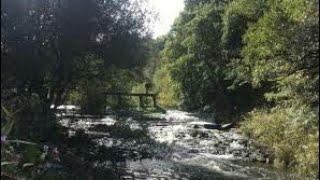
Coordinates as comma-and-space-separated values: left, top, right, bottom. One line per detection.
1, 106, 16, 135
24, 146, 42, 164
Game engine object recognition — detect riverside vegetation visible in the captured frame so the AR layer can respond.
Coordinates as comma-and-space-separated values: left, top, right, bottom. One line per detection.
151, 0, 319, 176
1, 0, 319, 179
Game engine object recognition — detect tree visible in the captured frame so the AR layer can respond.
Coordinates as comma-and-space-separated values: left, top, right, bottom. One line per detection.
1, 0, 151, 138
222, 0, 267, 59
159, 0, 261, 118
1, 0, 150, 110
161, 1, 232, 112
236, 0, 319, 174
240, 0, 319, 106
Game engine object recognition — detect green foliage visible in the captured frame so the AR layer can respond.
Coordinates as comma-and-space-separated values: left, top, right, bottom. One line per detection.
161, 1, 229, 112
74, 66, 139, 112
79, 80, 106, 116
142, 37, 167, 80
1, 1, 152, 178
236, 0, 319, 175
154, 0, 319, 175
241, 105, 319, 176
131, 83, 154, 108
103, 67, 138, 109
158, 0, 261, 119
153, 63, 181, 108
67, 55, 106, 115
1, 0, 319, 177
1, 0, 151, 118
1, 138, 62, 179
1, 105, 18, 136
240, 0, 318, 94
222, 0, 268, 57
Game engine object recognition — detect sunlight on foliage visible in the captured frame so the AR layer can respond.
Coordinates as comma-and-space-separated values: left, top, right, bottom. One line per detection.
153, 64, 181, 108
241, 105, 319, 176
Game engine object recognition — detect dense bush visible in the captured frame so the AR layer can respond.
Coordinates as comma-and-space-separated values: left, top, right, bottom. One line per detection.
152, 64, 181, 108
79, 80, 106, 116
1, 135, 63, 179
1, 0, 151, 178
241, 105, 319, 176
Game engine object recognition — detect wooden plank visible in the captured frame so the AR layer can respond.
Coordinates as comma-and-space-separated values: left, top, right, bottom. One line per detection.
104, 92, 157, 97
152, 96, 157, 107
139, 95, 143, 108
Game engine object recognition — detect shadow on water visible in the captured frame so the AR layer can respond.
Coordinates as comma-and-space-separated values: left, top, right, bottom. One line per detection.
57, 125, 243, 179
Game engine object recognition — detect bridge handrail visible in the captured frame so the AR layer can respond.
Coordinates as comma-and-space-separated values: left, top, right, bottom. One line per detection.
104, 92, 157, 96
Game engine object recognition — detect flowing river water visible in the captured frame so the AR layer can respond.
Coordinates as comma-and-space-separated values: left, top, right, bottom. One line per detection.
58, 107, 305, 180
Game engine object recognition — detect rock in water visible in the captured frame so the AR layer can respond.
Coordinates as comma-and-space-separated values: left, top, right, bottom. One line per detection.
202, 105, 212, 113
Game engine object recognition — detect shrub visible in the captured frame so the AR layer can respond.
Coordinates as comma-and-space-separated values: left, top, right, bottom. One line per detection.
80, 82, 106, 116
240, 105, 319, 176
152, 64, 181, 108
1, 137, 62, 179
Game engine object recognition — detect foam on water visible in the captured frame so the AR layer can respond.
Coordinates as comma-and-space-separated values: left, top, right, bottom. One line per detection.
230, 141, 245, 150
100, 116, 117, 126
51, 104, 80, 110
58, 108, 303, 179
161, 110, 200, 122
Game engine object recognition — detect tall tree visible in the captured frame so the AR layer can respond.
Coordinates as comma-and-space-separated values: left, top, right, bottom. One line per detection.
239, 0, 319, 106
1, 0, 150, 113
1, 0, 151, 139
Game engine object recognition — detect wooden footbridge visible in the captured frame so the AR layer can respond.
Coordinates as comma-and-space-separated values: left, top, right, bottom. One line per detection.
55, 92, 158, 119
104, 92, 157, 108
105, 82, 158, 108
56, 83, 158, 118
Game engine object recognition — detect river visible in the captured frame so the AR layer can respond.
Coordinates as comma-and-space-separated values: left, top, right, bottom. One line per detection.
58, 108, 305, 179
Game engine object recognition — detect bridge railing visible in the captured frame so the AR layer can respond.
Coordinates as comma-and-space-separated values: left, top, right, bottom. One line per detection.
104, 92, 158, 108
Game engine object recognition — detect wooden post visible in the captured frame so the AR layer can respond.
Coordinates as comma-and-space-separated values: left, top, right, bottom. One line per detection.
72, 109, 75, 119
139, 95, 143, 108
117, 94, 121, 107
152, 95, 157, 107
145, 83, 151, 95
105, 94, 107, 114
